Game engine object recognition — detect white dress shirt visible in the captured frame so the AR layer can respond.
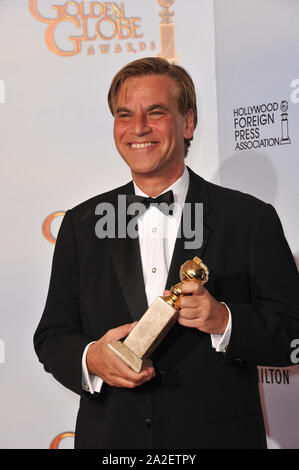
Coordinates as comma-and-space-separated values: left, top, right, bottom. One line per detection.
82, 167, 231, 393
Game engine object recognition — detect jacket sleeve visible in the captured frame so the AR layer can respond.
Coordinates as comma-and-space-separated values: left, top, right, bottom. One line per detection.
34, 210, 93, 396
224, 203, 299, 367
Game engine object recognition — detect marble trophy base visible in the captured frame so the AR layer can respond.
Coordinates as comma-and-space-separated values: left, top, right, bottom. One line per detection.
108, 296, 178, 373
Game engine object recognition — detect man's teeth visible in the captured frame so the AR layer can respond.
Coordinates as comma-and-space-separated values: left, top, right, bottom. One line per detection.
131, 142, 153, 149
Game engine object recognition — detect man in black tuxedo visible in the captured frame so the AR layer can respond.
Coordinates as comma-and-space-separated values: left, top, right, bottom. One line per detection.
34, 57, 299, 449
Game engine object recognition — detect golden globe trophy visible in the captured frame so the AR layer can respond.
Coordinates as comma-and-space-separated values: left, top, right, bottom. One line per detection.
108, 257, 209, 372
157, 0, 179, 64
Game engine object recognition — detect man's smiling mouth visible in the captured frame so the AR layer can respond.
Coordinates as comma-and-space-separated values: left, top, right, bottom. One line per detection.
130, 142, 156, 149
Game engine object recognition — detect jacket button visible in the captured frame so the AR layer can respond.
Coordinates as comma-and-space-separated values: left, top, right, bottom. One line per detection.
145, 418, 151, 428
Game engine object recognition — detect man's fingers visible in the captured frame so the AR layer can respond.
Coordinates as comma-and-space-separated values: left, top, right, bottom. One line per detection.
105, 341, 155, 381
179, 307, 201, 319
109, 359, 155, 387
180, 281, 205, 296
110, 353, 155, 382
178, 316, 200, 328
91, 322, 156, 388
123, 367, 155, 386
111, 370, 155, 389
87, 321, 157, 390
180, 295, 202, 308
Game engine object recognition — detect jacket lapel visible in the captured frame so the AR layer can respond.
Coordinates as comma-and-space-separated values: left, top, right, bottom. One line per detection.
165, 167, 213, 290
107, 182, 148, 322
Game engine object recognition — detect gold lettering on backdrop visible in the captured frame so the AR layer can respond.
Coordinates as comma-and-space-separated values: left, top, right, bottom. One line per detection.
28, 0, 150, 57
96, 17, 118, 40
157, 0, 179, 64
127, 43, 137, 53
42, 212, 66, 244
80, 18, 97, 41
28, 0, 53, 23
129, 18, 143, 39
87, 45, 95, 54
115, 18, 132, 40
45, 13, 82, 57
99, 44, 110, 54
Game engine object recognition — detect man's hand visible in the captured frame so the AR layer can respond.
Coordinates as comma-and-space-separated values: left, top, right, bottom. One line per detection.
164, 282, 229, 335
86, 322, 155, 388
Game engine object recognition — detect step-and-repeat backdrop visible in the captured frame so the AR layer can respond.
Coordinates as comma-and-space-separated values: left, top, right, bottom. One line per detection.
214, 0, 299, 449
0, 0, 298, 449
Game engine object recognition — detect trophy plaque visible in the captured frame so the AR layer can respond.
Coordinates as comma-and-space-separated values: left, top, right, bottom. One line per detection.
108, 257, 209, 372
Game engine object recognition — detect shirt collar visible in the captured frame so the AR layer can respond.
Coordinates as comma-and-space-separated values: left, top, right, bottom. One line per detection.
133, 166, 189, 207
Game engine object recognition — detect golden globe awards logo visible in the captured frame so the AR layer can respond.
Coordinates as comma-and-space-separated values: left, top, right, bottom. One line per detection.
233, 99, 291, 151
42, 211, 65, 244
49, 432, 75, 448
29, 0, 156, 57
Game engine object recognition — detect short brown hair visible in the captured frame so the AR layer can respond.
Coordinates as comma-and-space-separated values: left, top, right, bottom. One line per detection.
108, 57, 198, 156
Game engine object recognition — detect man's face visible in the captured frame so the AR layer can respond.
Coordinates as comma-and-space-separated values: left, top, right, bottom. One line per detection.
113, 74, 194, 181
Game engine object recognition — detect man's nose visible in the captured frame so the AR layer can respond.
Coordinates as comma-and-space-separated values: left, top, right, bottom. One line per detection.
131, 114, 151, 136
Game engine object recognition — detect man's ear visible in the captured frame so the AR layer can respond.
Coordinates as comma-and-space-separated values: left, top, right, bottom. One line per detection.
183, 110, 195, 140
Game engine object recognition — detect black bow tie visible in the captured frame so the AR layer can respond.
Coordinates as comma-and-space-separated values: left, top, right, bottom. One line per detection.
126, 190, 174, 216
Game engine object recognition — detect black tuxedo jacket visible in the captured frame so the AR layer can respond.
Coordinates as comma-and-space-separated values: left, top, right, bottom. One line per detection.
34, 167, 299, 449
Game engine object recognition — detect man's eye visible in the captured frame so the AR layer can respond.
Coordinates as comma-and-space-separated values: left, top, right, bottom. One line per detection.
118, 113, 131, 119
149, 111, 164, 117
